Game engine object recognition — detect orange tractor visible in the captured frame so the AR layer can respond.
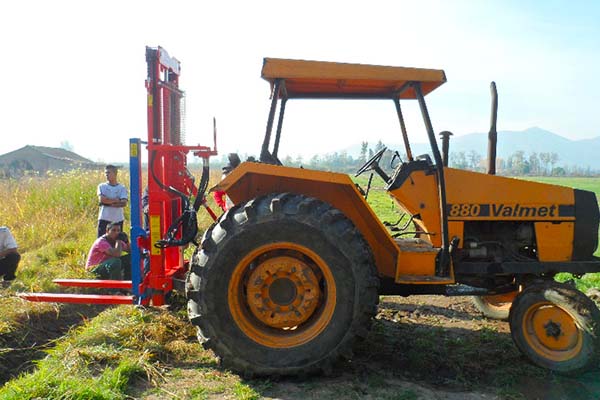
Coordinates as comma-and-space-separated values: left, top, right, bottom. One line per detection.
20, 51, 600, 377
187, 58, 600, 376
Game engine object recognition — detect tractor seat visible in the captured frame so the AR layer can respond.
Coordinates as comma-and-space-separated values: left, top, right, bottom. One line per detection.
415, 154, 433, 166
387, 157, 436, 191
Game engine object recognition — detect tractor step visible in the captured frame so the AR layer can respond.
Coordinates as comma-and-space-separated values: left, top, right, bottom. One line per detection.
396, 274, 454, 284
53, 279, 132, 289
18, 293, 134, 305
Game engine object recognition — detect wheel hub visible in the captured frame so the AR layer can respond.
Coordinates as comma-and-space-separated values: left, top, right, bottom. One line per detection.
246, 255, 321, 329
526, 303, 581, 356
543, 320, 562, 340
268, 278, 298, 305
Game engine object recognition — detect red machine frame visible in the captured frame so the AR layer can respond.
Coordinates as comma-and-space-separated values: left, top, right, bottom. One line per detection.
138, 46, 217, 305
20, 46, 217, 306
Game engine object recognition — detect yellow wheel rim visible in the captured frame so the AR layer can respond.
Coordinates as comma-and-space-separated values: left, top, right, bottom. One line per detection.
482, 291, 517, 312
522, 301, 583, 362
228, 242, 337, 348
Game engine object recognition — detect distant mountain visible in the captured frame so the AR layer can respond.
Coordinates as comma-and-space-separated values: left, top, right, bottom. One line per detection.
341, 127, 600, 170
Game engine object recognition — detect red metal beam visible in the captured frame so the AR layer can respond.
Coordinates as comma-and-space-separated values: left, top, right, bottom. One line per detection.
18, 293, 134, 305
53, 279, 132, 289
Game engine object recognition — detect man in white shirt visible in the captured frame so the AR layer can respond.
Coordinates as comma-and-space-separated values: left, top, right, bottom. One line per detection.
97, 165, 128, 238
0, 226, 20, 287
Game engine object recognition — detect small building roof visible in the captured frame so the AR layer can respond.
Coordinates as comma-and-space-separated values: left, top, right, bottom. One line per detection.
0, 145, 94, 164
35, 146, 92, 163
0, 145, 101, 169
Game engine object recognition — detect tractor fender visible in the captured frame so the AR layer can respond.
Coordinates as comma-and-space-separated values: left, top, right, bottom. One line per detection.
213, 162, 398, 278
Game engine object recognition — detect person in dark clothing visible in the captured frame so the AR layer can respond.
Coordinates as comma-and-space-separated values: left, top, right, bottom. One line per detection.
213, 153, 241, 211
0, 226, 20, 288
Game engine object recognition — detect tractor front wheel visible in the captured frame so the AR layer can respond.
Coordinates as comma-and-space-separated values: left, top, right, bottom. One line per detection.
187, 193, 379, 376
472, 291, 518, 321
509, 281, 600, 374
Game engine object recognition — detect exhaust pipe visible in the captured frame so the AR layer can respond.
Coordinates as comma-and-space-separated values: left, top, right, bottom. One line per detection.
439, 131, 453, 167
487, 81, 498, 175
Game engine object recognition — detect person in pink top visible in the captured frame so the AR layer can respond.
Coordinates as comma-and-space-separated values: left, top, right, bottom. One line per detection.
86, 222, 130, 280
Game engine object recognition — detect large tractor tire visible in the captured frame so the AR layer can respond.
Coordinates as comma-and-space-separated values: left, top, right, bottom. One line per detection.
509, 281, 600, 375
187, 193, 379, 376
472, 291, 518, 321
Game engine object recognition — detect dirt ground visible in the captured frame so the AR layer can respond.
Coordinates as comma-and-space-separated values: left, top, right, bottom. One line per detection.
355, 295, 599, 400
140, 295, 600, 400
3, 295, 599, 399
262, 295, 597, 400
0, 302, 104, 384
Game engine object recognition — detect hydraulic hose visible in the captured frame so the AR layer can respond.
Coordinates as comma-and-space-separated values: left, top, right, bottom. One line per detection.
193, 157, 210, 212
150, 150, 201, 248
156, 158, 211, 248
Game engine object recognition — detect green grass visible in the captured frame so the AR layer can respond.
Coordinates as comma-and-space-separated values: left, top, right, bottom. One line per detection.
0, 307, 155, 399
0, 306, 219, 399
354, 174, 404, 224
521, 176, 600, 194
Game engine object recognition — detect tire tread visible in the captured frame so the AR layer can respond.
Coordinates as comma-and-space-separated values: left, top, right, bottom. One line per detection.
186, 193, 379, 376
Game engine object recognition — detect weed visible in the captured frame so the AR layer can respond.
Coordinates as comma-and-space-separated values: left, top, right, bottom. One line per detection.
189, 385, 209, 400
496, 387, 526, 400
366, 372, 387, 388
233, 382, 261, 400
0, 307, 202, 399
208, 383, 227, 394
333, 385, 364, 400
478, 325, 498, 341
248, 379, 273, 392
385, 389, 420, 400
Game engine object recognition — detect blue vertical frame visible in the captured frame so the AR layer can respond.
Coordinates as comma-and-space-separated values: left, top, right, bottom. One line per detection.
129, 138, 147, 303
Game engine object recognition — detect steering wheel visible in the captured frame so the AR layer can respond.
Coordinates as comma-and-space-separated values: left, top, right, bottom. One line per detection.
355, 147, 387, 177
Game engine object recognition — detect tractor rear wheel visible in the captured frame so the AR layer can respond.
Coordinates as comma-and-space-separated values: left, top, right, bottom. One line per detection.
509, 281, 600, 374
186, 193, 379, 376
472, 291, 518, 320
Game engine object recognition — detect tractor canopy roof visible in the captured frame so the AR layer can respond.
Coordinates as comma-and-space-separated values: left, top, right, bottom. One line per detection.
261, 58, 447, 100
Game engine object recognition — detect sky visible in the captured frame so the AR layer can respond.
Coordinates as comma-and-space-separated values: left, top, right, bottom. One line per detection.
1, 0, 600, 164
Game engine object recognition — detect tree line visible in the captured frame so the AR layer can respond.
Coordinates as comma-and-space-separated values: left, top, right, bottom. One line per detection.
449, 149, 599, 176
211, 142, 597, 177
450, 150, 560, 176
280, 140, 389, 173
